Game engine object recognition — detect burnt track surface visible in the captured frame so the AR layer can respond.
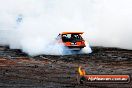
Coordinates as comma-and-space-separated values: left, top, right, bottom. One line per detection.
0, 46, 132, 88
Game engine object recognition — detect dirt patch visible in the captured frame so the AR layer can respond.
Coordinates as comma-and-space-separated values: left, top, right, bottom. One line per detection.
0, 46, 132, 88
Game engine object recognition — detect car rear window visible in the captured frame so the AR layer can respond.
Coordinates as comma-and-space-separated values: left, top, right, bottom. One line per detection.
62, 34, 83, 42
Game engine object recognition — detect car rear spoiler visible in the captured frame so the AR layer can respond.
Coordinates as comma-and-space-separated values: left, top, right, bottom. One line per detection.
61, 32, 84, 34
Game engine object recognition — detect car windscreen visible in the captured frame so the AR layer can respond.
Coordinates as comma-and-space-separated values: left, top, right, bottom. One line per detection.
62, 34, 83, 42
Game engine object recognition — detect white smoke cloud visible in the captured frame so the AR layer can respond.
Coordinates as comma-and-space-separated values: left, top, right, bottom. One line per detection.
0, 0, 132, 55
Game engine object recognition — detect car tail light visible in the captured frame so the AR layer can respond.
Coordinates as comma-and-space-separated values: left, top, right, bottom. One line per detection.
81, 41, 85, 45
65, 42, 71, 46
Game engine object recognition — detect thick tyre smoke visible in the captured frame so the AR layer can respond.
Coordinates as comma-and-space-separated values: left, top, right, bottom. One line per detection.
0, 0, 132, 55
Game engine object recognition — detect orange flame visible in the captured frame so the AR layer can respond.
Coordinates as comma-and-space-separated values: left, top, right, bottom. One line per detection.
78, 66, 86, 76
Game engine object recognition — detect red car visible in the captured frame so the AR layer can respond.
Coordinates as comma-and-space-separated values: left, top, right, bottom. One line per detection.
56, 32, 86, 50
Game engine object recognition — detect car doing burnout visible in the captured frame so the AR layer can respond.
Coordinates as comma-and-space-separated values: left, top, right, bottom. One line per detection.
56, 32, 86, 50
